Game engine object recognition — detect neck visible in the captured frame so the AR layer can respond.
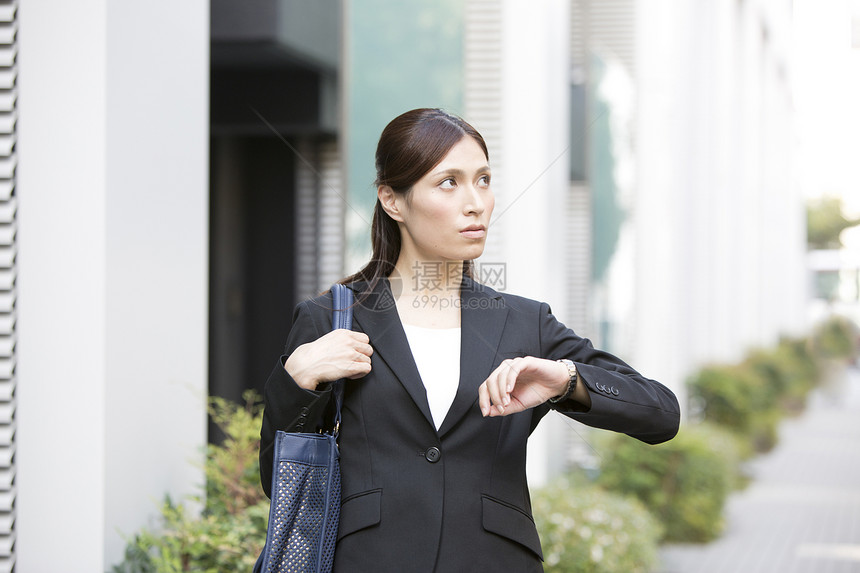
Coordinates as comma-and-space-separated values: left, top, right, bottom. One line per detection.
390, 258, 465, 297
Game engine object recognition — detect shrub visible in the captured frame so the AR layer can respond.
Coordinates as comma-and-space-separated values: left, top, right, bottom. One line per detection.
740, 334, 826, 416
594, 423, 740, 543
811, 314, 859, 362
688, 319, 853, 456
778, 335, 821, 383
532, 476, 661, 573
205, 393, 268, 516
686, 364, 780, 455
112, 391, 268, 573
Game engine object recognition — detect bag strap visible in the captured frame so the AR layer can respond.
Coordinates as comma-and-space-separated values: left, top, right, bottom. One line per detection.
330, 284, 354, 436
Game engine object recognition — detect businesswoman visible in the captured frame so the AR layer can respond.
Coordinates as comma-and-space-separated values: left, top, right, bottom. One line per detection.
259, 108, 680, 572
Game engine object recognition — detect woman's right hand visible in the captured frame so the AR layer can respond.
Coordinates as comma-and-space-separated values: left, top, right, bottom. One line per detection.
284, 329, 373, 390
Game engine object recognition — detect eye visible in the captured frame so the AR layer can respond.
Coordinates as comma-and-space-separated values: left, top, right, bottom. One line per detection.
478, 175, 491, 188
439, 178, 456, 190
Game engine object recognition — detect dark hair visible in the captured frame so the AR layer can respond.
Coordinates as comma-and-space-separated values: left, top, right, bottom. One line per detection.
340, 108, 489, 290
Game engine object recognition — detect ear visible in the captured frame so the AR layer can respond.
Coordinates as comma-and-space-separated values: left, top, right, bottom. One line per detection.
378, 185, 405, 223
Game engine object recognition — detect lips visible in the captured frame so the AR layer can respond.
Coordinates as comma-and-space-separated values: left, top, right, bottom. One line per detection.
460, 225, 486, 239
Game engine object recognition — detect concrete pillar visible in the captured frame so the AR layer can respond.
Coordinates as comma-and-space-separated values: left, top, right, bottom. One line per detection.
16, 1, 209, 570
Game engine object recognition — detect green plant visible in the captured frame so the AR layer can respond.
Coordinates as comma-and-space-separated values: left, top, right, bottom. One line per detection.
744, 333, 825, 415
778, 335, 821, 381
811, 315, 859, 362
532, 475, 661, 573
205, 393, 268, 516
594, 423, 740, 543
806, 196, 860, 249
112, 391, 268, 573
687, 363, 782, 455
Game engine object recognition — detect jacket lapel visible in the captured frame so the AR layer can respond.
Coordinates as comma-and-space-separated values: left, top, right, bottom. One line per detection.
350, 277, 509, 437
351, 279, 435, 427
438, 278, 508, 437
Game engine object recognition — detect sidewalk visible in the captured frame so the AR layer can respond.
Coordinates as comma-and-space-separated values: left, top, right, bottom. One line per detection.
659, 366, 860, 573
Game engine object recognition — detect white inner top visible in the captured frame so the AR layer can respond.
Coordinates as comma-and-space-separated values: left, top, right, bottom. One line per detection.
402, 324, 461, 430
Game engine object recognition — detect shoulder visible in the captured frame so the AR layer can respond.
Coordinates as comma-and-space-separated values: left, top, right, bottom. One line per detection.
498, 291, 547, 313
297, 281, 365, 309
296, 290, 335, 314
462, 277, 548, 314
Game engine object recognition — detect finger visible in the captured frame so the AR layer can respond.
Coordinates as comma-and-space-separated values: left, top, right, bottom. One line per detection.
505, 357, 526, 393
478, 382, 490, 416
349, 331, 370, 344
342, 332, 372, 357
330, 329, 363, 344
345, 349, 372, 374
329, 330, 372, 358
345, 361, 372, 379
500, 359, 523, 406
351, 351, 372, 370
355, 341, 374, 358
485, 365, 507, 413
354, 348, 372, 361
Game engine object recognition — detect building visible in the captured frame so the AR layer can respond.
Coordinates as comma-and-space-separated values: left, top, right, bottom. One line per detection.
10, 0, 807, 570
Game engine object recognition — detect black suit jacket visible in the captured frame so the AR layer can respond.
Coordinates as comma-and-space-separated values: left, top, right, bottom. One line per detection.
260, 278, 679, 572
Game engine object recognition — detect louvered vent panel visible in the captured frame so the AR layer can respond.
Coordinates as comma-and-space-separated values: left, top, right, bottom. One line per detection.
464, 0, 505, 268
0, 2, 15, 571
316, 140, 343, 292
561, 182, 594, 473
294, 138, 343, 301
570, 0, 586, 70
585, 0, 639, 156
294, 140, 319, 302
567, 182, 591, 338
587, 0, 636, 75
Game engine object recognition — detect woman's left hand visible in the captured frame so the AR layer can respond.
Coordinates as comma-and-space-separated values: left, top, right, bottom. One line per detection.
478, 356, 569, 417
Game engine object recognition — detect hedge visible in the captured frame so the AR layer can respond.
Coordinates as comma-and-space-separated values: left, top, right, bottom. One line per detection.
532, 476, 661, 573
594, 423, 740, 543
112, 392, 268, 573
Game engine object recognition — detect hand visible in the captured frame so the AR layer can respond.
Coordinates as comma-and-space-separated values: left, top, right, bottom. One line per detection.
478, 356, 569, 417
285, 329, 373, 390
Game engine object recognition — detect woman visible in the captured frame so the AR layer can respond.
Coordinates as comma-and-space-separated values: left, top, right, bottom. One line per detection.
259, 108, 679, 572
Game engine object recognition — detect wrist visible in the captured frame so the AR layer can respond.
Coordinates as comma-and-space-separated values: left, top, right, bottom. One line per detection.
556, 361, 570, 393
284, 357, 319, 390
549, 359, 577, 404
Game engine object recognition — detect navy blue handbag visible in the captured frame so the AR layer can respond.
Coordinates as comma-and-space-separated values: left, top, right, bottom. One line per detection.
255, 284, 352, 573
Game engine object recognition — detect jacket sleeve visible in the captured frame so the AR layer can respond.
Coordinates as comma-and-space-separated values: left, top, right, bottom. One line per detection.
259, 299, 335, 498
538, 302, 680, 444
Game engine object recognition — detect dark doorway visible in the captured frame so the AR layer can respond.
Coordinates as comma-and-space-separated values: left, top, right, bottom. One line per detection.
208, 0, 341, 441
209, 135, 297, 411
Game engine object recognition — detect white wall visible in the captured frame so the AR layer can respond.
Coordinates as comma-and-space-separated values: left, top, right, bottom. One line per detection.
16, 1, 209, 570
634, 0, 806, 405
16, 2, 108, 570
498, 0, 571, 486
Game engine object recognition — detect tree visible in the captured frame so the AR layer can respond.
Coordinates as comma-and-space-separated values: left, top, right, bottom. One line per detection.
807, 196, 860, 250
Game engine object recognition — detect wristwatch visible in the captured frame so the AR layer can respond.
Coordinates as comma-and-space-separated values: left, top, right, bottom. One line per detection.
549, 359, 577, 403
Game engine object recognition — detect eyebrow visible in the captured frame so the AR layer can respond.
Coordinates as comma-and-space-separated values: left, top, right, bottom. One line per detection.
431, 166, 491, 179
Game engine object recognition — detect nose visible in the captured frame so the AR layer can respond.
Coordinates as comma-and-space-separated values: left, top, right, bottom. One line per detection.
463, 184, 487, 216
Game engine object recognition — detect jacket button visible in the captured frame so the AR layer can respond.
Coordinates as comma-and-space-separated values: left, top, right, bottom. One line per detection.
425, 447, 441, 463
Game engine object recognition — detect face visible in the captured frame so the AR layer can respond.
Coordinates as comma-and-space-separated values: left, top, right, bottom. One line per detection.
380, 136, 495, 265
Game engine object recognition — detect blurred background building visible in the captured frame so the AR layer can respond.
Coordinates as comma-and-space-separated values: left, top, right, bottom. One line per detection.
12, 0, 850, 569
